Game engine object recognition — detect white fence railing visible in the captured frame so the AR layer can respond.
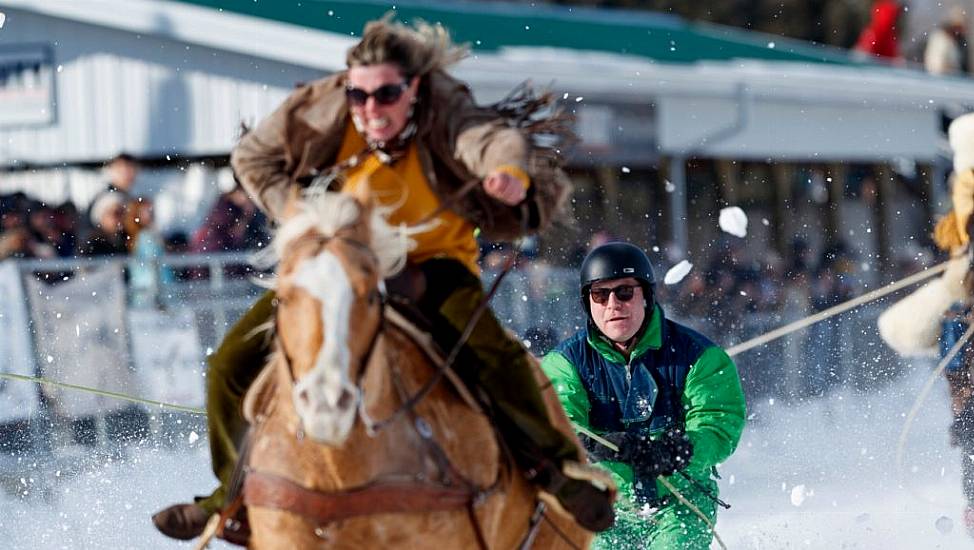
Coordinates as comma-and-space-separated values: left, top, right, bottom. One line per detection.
0, 254, 916, 455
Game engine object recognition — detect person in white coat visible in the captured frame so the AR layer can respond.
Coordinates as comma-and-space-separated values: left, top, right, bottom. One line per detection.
879, 112, 974, 536
924, 7, 967, 76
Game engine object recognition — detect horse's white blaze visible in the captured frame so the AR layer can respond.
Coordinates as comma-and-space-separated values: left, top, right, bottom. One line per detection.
291, 250, 360, 445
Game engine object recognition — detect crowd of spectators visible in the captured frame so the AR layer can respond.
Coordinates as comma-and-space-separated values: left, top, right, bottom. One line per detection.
0, 154, 269, 285
483, 227, 912, 403
1, 156, 927, 405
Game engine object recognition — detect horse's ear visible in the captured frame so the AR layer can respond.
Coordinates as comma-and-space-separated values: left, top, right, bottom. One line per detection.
282, 185, 304, 220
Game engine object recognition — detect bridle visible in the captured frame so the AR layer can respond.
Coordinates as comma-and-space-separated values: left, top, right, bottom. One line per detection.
273, 232, 385, 440
268, 231, 497, 549
253, 228, 577, 550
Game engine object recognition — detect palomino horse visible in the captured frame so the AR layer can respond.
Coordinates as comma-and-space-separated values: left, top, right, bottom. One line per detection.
238, 190, 594, 549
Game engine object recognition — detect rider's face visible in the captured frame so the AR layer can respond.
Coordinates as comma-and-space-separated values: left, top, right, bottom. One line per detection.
589, 277, 646, 344
346, 63, 419, 143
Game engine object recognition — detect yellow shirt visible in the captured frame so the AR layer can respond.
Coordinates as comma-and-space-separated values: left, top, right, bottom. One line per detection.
336, 122, 481, 275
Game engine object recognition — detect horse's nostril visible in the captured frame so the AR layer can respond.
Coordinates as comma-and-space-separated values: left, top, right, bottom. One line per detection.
298, 388, 310, 404
336, 390, 353, 410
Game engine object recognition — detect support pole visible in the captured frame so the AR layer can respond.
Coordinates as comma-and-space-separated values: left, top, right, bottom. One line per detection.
669, 155, 688, 255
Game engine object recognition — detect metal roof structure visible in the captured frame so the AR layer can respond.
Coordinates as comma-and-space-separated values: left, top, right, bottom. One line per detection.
1, 0, 974, 166
170, 0, 864, 66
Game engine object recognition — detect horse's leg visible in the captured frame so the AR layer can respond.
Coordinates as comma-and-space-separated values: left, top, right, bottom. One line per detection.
529, 358, 595, 549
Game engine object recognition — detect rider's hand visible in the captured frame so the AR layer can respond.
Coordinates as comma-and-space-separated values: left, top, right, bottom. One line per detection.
483, 170, 527, 206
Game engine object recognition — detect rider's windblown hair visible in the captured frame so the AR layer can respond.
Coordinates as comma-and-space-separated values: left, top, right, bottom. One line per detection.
346, 15, 468, 77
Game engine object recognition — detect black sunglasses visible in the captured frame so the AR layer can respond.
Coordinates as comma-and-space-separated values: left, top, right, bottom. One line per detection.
345, 81, 409, 106
587, 284, 639, 305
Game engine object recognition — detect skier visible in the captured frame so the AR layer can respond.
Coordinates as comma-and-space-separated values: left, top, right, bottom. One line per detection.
878, 112, 974, 537
541, 242, 746, 548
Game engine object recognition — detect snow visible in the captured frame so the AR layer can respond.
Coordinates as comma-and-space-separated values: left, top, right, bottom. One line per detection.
664, 260, 694, 285
718, 366, 971, 549
718, 206, 749, 238
0, 366, 970, 549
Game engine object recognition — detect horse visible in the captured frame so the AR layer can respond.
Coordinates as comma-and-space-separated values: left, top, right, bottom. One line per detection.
236, 190, 595, 549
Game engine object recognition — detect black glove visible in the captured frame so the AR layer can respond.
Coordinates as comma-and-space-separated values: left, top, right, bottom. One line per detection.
623, 428, 694, 478
579, 431, 627, 463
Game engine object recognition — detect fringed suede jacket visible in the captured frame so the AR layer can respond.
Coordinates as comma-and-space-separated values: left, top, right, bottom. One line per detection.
230, 69, 572, 241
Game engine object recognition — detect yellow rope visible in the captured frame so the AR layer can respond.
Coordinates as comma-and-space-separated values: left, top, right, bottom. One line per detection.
0, 372, 205, 415
193, 514, 221, 550
726, 261, 949, 357
0, 260, 946, 420
895, 321, 974, 503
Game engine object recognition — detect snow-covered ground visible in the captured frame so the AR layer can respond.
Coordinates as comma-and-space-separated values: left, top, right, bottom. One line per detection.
0, 365, 971, 549
720, 366, 972, 549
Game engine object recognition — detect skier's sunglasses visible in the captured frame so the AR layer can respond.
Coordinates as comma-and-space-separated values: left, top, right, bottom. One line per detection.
587, 284, 639, 305
345, 81, 409, 106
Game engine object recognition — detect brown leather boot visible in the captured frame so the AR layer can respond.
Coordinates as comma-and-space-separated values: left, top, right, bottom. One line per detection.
152, 502, 212, 540
534, 460, 617, 533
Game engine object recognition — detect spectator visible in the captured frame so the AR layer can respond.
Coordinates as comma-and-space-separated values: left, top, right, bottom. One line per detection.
125, 197, 175, 306
0, 225, 34, 260
52, 202, 81, 257
925, 6, 968, 76
188, 184, 268, 279
87, 153, 139, 227
854, 0, 903, 60
80, 192, 128, 257
190, 184, 268, 254
0, 208, 48, 260
26, 204, 60, 259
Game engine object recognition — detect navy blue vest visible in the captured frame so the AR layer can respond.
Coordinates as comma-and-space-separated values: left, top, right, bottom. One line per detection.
555, 315, 713, 435
556, 315, 713, 504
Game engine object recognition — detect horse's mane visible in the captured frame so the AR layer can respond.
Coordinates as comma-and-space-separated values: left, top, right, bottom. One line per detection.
269, 190, 416, 279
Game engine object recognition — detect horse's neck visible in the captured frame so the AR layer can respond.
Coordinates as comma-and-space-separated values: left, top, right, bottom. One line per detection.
255, 331, 429, 489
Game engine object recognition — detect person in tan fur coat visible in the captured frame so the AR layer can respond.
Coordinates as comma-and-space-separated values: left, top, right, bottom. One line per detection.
878, 112, 974, 535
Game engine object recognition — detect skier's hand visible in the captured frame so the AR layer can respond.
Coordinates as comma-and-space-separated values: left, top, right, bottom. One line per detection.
579, 431, 627, 463
483, 170, 527, 206
624, 428, 693, 478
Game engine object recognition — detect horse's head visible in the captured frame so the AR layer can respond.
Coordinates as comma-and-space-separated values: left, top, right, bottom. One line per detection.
271, 190, 409, 445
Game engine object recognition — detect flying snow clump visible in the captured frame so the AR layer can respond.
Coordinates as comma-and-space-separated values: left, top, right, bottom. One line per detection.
719, 206, 748, 238
663, 260, 693, 285
790, 484, 807, 507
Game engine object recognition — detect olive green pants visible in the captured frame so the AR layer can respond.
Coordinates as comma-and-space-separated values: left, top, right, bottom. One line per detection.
197, 259, 579, 513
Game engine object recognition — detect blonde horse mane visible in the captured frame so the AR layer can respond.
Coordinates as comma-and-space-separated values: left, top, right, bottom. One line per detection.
269, 190, 419, 279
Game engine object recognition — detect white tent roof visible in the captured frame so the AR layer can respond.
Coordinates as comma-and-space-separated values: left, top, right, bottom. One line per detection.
2, 0, 973, 163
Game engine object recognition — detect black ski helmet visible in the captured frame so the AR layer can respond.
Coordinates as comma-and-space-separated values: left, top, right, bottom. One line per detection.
580, 242, 655, 314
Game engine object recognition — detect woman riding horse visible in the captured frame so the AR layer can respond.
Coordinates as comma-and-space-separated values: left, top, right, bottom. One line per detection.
153, 17, 614, 540
239, 190, 593, 548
